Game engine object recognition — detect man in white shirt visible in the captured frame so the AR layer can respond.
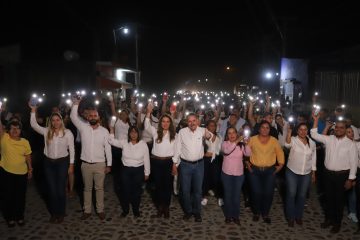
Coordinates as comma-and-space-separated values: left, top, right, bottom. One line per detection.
70, 98, 112, 221
311, 114, 357, 233
173, 113, 212, 222
219, 112, 245, 140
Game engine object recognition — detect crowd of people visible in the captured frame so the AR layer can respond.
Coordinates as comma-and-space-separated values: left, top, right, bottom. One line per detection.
0, 89, 359, 235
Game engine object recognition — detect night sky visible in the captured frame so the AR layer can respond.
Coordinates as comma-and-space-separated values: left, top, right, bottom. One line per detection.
1, 1, 360, 93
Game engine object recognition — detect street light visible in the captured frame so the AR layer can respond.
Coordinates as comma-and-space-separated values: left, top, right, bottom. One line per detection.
113, 25, 140, 87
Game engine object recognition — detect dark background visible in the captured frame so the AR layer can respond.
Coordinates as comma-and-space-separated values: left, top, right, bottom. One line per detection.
1, 1, 360, 93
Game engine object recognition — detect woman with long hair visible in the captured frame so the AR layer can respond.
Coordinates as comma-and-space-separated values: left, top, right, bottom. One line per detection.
29, 103, 75, 224
285, 122, 316, 227
145, 103, 176, 218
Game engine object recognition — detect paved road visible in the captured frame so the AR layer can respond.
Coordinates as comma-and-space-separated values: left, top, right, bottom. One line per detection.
0, 176, 358, 240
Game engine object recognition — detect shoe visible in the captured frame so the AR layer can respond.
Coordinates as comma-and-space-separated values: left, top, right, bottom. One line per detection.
201, 198, 208, 206
183, 213, 192, 221
194, 214, 202, 222
163, 207, 170, 219
218, 198, 224, 207
97, 212, 105, 220
225, 218, 232, 224
348, 213, 359, 223
320, 219, 332, 229
7, 220, 16, 228
56, 216, 64, 224
17, 219, 25, 226
263, 216, 271, 224
252, 215, 260, 222
80, 213, 91, 220
288, 219, 294, 227
330, 225, 341, 233
49, 216, 57, 224
233, 218, 240, 225
295, 218, 303, 226
208, 190, 215, 197
120, 212, 128, 218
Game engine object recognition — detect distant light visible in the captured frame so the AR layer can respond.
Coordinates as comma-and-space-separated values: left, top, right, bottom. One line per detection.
81, 90, 86, 96
338, 116, 344, 121
38, 98, 43, 103
94, 100, 100, 105
198, 80, 201, 83
32, 93, 37, 98
200, 104, 205, 109
230, 105, 234, 109
265, 72, 272, 79
122, 27, 129, 34
276, 73, 279, 76
62, 93, 66, 98
226, 66, 230, 70
3, 98, 7, 102
205, 79, 208, 82
288, 116, 294, 123
314, 92, 319, 96
92, 91, 97, 96
66, 99, 72, 105
116, 69, 124, 80
341, 104, 346, 109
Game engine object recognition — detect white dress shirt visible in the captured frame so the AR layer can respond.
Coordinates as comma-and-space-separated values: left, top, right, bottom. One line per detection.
30, 112, 75, 163
109, 136, 150, 176
140, 113, 158, 143
356, 141, 360, 168
219, 117, 246, 140
114, 119, 129, 140
173, 126, 212, 164
70, 105, 112, 166
205, 135, 222, 161
310, 128, 357, 179
284, 136, 316, 175
144, 117, 176, 157
277, 121, 289, 147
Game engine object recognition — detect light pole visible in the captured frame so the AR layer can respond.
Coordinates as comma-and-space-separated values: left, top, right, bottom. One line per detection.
113, 25, 140, 87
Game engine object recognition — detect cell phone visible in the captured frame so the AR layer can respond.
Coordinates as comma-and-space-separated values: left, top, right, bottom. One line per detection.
244, 129, 250, 138
29, 97, 38, 107
170, 103, 177, 112
110, 116, 117, 127
107, 92, 113, 101
314, 107, 321, 116
162, 92, 168, 102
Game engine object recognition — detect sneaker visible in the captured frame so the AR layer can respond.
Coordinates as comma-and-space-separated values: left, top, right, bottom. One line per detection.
201, 198, 208, 206
348, 213, 359, 223
208, 190, 215, 197
218, 198, 224, 207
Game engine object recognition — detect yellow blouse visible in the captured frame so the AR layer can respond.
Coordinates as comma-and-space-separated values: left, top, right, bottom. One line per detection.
248, 135, 284, 167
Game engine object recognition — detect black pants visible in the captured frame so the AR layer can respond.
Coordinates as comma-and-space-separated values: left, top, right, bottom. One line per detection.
120, 166, 144, 215
151, 158, 173, 208
0, 167, 28, 221
203, 155, 223, 198
323, 168, 349, 225
356, 168, 360, 228
202, 156, 212, 197
111, 146, 123, 201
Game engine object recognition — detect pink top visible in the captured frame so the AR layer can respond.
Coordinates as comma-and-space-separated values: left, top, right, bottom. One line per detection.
221, 141, 251, 176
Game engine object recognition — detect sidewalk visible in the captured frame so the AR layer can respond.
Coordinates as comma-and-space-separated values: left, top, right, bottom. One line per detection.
0, 176, 357, 240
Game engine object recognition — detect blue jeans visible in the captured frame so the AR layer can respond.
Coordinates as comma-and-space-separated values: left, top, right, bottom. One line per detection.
43, 156, 69, 217
221, 172, 244, 219
179, 159, 204, 215
248, 166, 276, 216
285, 168, 311, 220
348, 186, 357, 214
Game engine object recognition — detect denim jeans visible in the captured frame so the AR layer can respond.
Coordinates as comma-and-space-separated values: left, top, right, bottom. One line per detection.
285, 168, 311, 220
43, 156, 69, 217
248, 166, 276, 216
179, 159, 204, 215
221, 172, 244, 219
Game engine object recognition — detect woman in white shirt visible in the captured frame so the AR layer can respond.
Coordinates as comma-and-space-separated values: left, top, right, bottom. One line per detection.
201, 120, 222, 206
145, 103, 176, 219
109, 126, 150, 218
285, 122, 316, 227
29, 104, 75, 224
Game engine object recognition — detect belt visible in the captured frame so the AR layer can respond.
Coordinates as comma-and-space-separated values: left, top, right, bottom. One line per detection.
251, 165, 274, 171
81, 160, 97, 165
181, 158, 203, 164
325, 168, 349, 174
151, 155, 172, 160
46, 156, 69, 162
